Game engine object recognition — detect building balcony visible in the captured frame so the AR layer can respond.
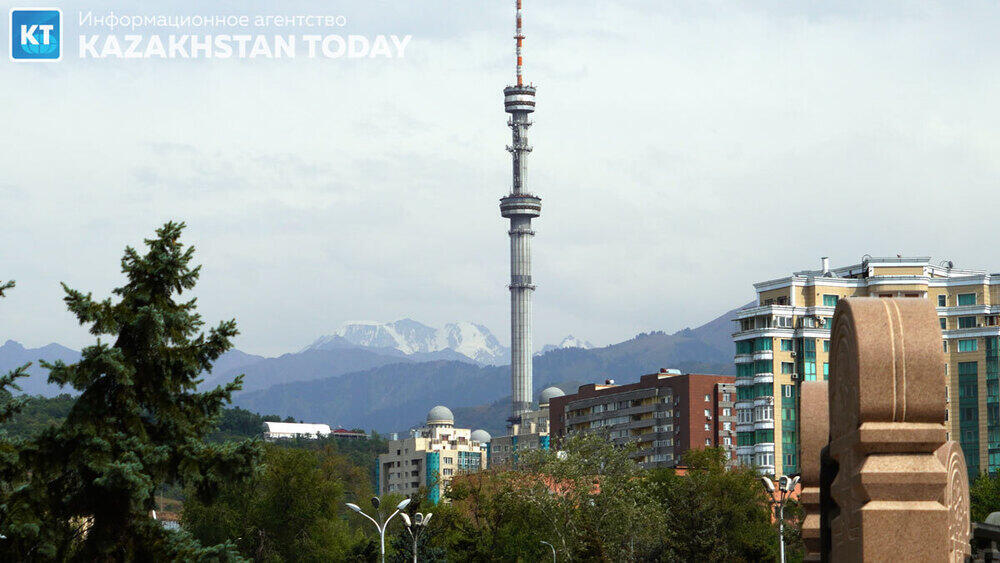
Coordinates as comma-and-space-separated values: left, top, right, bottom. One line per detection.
753, 396, 775, 407
734, 377, 754, 387
753, 419, 775, 430
734, 353, 753, 364
752, 350, 773, 361
735, 423, 754, 433
753, 373, 774, 385
753, 442, 775, 454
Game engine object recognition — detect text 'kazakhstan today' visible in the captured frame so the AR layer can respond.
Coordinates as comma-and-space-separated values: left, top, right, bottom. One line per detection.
78, 34, 412, 59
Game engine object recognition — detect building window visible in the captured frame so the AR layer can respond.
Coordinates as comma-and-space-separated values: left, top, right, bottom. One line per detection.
823, 362, 829, 380
823, 294, 839, 307
959, 316, 977, 329
724, 436, 732, 446
705, 438, 711, 446
704, 423, 710, 431
781, 362, 793, 375
823, 340, 830, 353
780, 339, 793, 351
943, 341, 948, 353
704, 409, 710, 417
722, 393, 731, 402
959, 293, 977, 306
723, 422, 731, 431
723, 408, 731, 416
704, 394, 710, 402
940, 318, 947, 330
939, 295, 947, 307
959, 339, 978, 353
783, 384, 794, 398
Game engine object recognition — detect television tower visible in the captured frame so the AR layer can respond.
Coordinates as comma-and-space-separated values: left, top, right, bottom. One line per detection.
501, 0, 541, 421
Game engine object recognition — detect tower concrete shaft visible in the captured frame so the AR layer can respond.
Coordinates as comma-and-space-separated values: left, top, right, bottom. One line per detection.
501, 0, 540, 420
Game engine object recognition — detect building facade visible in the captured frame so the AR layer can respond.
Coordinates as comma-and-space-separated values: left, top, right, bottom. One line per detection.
376, 406, 489, 503
549, 370, 736, 469
491, 386, 563, 467
734, 255, 1000, 477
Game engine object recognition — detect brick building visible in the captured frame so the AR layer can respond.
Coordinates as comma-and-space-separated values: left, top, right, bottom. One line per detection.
549, 370, 736, 469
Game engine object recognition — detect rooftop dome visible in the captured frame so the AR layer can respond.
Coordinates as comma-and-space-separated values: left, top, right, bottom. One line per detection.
539, 386, 565, 404
426, 405, 454, 425
987, 512, 1000, 527
471, 429, 492, 443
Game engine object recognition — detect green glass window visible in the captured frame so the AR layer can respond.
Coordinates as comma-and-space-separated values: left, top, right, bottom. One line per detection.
736, 340, 753, 354
959, 293, 977, 306
823, 340, 830, 352
754, 360, 772, 374
780, 339, 793, 352
938, 295, 947, 307
823, 294, 839, 307
959, 339, 979, 353
959, 361, 978, 377
755, 429, 774, 443
823, 362, 829, 379
754, 338, 773, 352
940, 318, 947, 330
959, 316, 977, 329
737, 364, 754, 379
781, 362, 793, 375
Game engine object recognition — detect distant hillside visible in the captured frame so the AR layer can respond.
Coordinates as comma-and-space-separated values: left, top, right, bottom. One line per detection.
200, 348, 415, 393
233, 306, 741, 432
0, 340, 80, 396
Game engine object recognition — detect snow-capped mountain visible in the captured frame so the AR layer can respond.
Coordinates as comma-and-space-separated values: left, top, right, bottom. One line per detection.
538, 335, 595, 355
306, 319, 509, 365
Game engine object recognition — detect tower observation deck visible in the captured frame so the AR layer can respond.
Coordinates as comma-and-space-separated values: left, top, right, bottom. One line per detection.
502, 0, 540, 421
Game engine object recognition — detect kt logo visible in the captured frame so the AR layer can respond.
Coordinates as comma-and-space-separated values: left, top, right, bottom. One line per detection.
10, 8, 61, 61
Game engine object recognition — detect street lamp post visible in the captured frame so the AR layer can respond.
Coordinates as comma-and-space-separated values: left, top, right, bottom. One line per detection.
400, 511, 433, 563
346, 496, 411, 563
540, 540, 556, 563
761, 474, 799, 563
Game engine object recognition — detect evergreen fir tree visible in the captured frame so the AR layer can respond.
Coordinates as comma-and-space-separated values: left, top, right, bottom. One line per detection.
0, 223, 262, 560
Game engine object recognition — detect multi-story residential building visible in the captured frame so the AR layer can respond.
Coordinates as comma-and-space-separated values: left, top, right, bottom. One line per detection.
491, 386, 563, 467
734, 255, 1000, 477
376, 406, 489, 503
549, 370, 737, 469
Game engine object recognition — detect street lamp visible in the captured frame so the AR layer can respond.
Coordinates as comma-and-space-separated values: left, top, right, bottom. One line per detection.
760, 475, 799, 563
346, 496, 411, 563
400, 511, 433, 563
540, 540, 556, 562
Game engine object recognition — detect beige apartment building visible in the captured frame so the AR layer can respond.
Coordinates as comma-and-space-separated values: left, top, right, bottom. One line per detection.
734, 256, 1000, 477
376, 406, 490, 504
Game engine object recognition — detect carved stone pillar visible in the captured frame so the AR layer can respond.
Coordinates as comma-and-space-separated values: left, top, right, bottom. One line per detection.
825, 298, 970, 561
800, 381, 829, 562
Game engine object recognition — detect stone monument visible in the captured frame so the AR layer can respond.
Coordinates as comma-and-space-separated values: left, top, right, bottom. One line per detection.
800, 380, 829, 561
820, 297, 969, 561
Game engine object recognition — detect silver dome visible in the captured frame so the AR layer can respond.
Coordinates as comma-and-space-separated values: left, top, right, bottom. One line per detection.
426, 405, 455, 425
539, 386, 565, 404
471, 429, 492, 443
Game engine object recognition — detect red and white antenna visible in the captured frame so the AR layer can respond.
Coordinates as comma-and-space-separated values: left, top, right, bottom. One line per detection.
515, 0, 525, 86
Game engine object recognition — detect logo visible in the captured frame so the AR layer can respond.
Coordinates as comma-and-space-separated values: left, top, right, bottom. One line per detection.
10, 8, 61, 61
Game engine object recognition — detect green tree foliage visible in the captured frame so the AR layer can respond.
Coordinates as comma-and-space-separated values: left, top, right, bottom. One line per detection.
0, 394, 76, 440
649, 447, 799, 562
0, 223, 262, 560
427, 433, 666, 561
971, 473, 1000, 522
182, 444, 371, 562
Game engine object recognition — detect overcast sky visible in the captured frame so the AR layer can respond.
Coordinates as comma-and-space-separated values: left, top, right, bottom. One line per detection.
3, 1, 1000, 356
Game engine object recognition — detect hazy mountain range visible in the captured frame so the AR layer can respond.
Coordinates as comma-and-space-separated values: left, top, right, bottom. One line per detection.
0, 307, 740, 434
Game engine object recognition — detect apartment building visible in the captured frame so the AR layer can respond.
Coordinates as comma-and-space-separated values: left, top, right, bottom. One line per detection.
491, 386, 563, 467
376, 406, 489, 504
549, 370, 737, 469
734, 255, 1000, 477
